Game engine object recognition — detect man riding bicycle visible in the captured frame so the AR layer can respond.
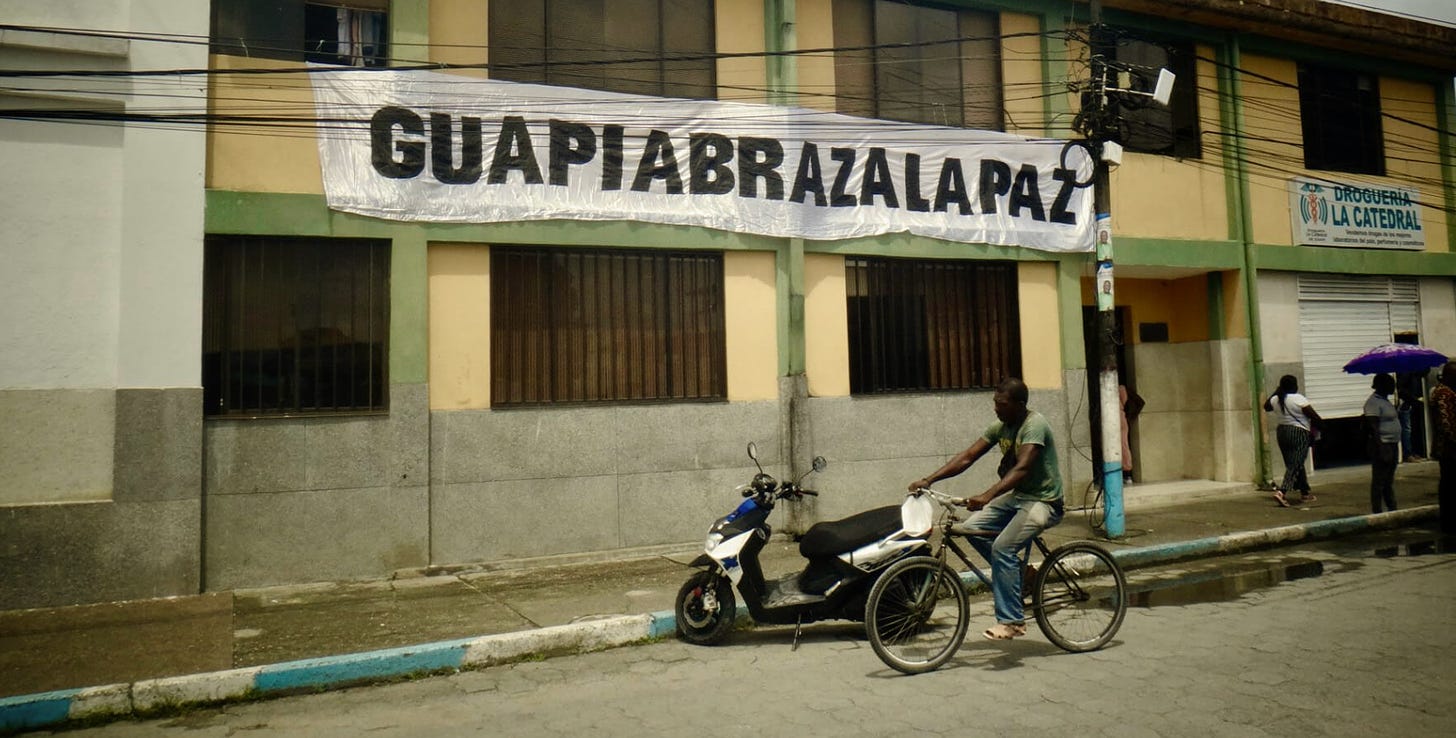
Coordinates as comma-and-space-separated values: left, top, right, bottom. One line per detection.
909, 377, 1064, 641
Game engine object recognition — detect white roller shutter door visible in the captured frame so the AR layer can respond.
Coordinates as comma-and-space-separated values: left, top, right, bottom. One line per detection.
1297, 275, 1420, 418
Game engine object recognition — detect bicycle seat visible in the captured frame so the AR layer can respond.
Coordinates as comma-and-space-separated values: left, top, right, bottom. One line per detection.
798, 505, 902, 558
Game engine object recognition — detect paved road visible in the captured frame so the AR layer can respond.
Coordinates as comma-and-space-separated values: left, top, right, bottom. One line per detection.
54, 534, 1456, 737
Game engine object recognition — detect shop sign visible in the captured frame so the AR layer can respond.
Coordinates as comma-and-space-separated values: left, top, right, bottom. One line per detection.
1289, 177, 1424, 250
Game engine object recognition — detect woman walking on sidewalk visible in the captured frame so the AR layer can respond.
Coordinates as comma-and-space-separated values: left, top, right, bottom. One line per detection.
1265, 374, 1322, 507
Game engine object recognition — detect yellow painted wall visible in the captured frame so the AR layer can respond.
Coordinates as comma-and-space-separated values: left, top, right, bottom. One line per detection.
796, 0, 837, 112
1082, 276, 1209, 344
428, 244, 492, 410
1000, 12, 1043, 136
431, 0, 488, 73
1108, 46, 1228, 241
724, 251, 779, 401
718, 0, 768, 104
1239, 55, 1447, 252
1382, 76, 1449, 253
804, 253, 850, 397
1221, 270, 1247, 340
206, 55, 322, 194
1017, 262, 1062, 389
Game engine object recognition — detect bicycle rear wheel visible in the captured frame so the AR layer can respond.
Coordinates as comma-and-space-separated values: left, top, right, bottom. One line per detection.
1032, 541, 1126, 652
865, 556, 969, 674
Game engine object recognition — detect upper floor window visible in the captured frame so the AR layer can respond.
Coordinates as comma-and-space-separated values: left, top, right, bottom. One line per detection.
211, 0, 389, 66
491, 246, 726, 406
847, 257, 1020, 394
1106, 36, 1201, 158
204, 236, 391, 417
833, 0, 1003, 130
1298, 63, 1384, 176
489, 0, 717, 99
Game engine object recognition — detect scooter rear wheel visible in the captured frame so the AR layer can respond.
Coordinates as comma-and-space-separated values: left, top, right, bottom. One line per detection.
675, 570, 737, 645
865, 556, 968, 674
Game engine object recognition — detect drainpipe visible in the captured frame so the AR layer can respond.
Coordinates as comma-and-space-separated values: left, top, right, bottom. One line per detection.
1225, 35, 1272, 487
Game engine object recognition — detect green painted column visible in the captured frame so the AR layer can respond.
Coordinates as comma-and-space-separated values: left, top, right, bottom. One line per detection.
391, 230, 429, 385
1439, 80, 1456, 253
390, 0, 431, 66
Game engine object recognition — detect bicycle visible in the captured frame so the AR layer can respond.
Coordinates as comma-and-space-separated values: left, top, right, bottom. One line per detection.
864, 487, 1128, 674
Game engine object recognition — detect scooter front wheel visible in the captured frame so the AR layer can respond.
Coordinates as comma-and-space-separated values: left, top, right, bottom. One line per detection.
675, 570, 737, 645
865, 556, 968, 674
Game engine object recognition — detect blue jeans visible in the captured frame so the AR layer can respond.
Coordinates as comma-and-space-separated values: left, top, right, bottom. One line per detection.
952, 494, 1064, 625
1398, 404, 1414, 459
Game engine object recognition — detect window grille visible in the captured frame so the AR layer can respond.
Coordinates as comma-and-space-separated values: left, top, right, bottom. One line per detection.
203, 236, 390, 417
491, 247, 726, 405
847, 257, 1020, 394
1298, 63, 1384, 176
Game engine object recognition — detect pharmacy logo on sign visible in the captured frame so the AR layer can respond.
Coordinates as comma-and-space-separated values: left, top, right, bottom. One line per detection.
1298, 183, 1328, 225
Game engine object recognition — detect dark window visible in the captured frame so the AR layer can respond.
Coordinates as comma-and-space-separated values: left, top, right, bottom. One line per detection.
846, 258, 1020, 394
203, 236, 390, 417
1107, 36, 1201, 158
1298, 63, 1384, 175
211, 0, 388, 66
489, 0, 716, 99
491, 247, 726, 405
833, 0, 1002, 129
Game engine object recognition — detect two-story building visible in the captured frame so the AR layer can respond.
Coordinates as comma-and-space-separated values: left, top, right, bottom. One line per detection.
3, 0, 1454, 608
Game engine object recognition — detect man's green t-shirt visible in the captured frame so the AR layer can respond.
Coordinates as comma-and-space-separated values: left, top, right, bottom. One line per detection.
982, 410, 1063, 502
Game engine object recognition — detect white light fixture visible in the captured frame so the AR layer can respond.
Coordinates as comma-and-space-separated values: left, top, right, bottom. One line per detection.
1151, 68, 1175, 106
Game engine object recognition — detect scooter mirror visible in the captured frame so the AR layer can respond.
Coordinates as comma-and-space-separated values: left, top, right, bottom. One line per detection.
812, 456, 827, 473
746, 441, 758, 461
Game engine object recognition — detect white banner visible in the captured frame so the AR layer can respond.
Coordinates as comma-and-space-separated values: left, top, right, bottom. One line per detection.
1290, 177, 1425, 250
311, 68, 1095, 253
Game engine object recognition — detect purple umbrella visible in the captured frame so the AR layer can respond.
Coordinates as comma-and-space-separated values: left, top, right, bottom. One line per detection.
1342, 343, 1448, 375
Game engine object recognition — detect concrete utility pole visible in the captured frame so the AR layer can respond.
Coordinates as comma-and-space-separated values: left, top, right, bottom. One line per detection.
1086, 0, 1125, 538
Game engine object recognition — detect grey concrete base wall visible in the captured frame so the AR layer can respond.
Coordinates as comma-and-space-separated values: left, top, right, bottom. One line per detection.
429, 401, 782, 563
202, 384, 429, 590
0, 388, 115, 505
0, 388, 202, 610
798, 388, 1073, 523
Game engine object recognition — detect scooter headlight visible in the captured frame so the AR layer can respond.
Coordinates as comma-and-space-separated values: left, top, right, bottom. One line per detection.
704, 531, 723, 552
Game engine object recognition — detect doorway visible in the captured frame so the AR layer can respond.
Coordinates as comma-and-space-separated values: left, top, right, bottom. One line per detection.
1082, 306, 1133, 481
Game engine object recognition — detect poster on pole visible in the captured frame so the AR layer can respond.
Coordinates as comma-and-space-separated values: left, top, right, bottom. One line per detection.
1289, 177, 1425, 250
311, 68, 1096, 253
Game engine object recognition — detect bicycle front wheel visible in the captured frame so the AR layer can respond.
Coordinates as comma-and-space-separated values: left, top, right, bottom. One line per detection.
865, 556, 969, 674
1032, 541, 1127, 652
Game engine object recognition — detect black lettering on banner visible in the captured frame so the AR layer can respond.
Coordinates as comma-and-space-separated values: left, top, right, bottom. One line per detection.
829, 148, 858, 207
934, 158, 972, 214
1050, 168, 1078, 225
979, 159, 1012, 214
601, 125, 625, 191
487, 116, 544, 185
430, 113, 483, 185
1008, 164, 1045, 221
737, 138, 785, 200
689, 133, 736, 194
631, 129, 685, 194
904, 153, 931, 212
548, 120, 597, 187
859, 147, 899, 208
790, 142, 827, 206
371, 106, 425, 179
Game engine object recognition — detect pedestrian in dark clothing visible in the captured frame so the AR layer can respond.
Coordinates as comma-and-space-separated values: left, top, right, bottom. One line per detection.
1432, 361, 1456, 534
1363, 373, 1399, 513
1396, 371, 1425, 462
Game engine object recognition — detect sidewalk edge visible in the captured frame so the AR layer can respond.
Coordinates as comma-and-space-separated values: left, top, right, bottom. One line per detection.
0, 507, 1440, 734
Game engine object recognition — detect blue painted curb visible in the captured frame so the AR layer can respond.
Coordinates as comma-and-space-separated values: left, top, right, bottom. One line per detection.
0, 505, 1439, 734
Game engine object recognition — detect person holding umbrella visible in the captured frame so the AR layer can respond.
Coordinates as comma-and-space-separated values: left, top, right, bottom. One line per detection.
1362, 373, 1400, 513
1264, 374, 1321, 507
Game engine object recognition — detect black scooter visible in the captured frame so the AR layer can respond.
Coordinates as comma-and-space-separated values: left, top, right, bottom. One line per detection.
674, 442, 934, 646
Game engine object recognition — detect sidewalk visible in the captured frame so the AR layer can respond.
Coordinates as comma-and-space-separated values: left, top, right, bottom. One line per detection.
1, 462, 1445, 732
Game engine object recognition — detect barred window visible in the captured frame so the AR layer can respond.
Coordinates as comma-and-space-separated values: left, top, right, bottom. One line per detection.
1106, 36, 1201, 158
1299, 63, 1384, 176
491, 247, 726, 405
847, 258, 1020, 394
203, 236, 390, 417
490, 0, 716, 99
833, 0, 1003, 129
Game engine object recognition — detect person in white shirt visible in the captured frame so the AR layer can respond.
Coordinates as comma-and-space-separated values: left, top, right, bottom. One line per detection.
1263, 374, 1322, 507
1363, 373, 1400, 513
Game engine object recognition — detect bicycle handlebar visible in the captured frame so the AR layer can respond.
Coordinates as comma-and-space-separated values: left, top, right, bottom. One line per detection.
911, 486, 966, 508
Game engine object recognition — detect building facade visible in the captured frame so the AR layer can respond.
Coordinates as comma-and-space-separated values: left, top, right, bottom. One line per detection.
3, 0, 1454, 608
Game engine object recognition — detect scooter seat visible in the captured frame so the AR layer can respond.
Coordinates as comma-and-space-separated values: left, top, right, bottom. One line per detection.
798, 505, 903, 558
